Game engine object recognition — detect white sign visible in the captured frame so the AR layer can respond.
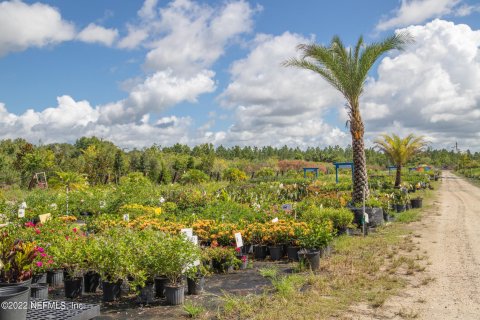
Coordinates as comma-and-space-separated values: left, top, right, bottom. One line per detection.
99, 201, 106, 209
180, 228, 193, 238
39, 213, 51, 223
363, 213, 369, 224
190, 235, 198, 245
234, 232, 243, 248
20, 202, 27, 209
193, 259, 200, 267
18, 208, 25, 218
123, 214, 129, 222
271, 217, 279, 223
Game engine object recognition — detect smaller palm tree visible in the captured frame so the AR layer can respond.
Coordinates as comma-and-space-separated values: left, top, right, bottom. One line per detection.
374, 134, 427, 187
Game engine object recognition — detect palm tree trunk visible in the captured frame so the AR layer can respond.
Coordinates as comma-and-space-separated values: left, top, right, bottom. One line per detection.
395, 165, 402, 187
350, 106, 369, 203
352, 136, 369, 203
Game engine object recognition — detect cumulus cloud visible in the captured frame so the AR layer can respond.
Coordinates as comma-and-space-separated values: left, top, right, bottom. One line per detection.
376, 0, 462, 31
363, 19, 480, 150
0, 0, 75, 56
218, 32, 348, 147
0, 96, 193, 148
77, 23, 118, 46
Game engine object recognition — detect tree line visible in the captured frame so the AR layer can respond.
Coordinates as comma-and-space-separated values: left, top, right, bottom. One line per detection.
0, 136, 477, 188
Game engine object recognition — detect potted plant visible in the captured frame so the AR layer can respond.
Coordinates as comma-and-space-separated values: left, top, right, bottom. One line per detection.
88, 229, 131, 302
49, 227, 86, 298
203, 246, 240, 273
162, 235, 201, 305
0, 230, 36, 286
186, 264, 210, 295
298, 222, 333, 271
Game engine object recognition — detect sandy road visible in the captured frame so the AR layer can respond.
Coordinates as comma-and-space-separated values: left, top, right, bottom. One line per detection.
418, 171, 480, 319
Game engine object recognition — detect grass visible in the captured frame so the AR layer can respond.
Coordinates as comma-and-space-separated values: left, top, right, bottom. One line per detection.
183, 302, 205, 318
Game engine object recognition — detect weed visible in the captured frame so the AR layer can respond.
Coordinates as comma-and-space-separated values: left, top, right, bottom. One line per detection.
259, 266, 278, 279
183, 302, 205, 318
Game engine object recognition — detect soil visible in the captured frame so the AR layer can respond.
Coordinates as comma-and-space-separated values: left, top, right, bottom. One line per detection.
345, 171, 480, 319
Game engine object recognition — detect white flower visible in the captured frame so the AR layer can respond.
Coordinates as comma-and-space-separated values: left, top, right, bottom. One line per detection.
159, 197, 165, 203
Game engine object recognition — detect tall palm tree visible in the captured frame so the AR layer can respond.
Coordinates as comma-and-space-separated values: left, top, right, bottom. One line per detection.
374, 134, 427, 187
284, 33, 412, 203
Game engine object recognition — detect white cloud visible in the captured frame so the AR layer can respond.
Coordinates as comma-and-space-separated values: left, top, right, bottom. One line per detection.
376, 0, 460, 31
138, 0, 158, 20
218, 32, 348, 147
117, 24, 149, 49
94, 69, 216, 125
0, 96, 193, 148
0, 0, 75, 56
77, 23, 118, 46
363, 19, 480, 150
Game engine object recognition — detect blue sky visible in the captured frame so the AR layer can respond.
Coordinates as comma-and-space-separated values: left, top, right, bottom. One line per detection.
0, 0, 480, 150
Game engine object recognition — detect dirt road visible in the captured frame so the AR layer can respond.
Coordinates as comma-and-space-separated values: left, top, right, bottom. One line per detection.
346, 171, 480, 319
417, 171, 480, 319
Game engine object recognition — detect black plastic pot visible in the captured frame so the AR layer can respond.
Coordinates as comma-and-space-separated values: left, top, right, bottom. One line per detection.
187, 276, 205, 295
241, 244, 252, 255
0, 286, 30, 320
253, 245, 267, 260
394, 204, 406, 213
305, 251, 320, 271
64, 277, 82, 299
47, 269, 64, 287
410, 198, 423, 209
154, 277, 169, 298
268, 245, 283, 261
137, 282, 155, 304
83, 271, 100, 293
102, 280, 122, 302
165, 285, 184, 305
32, 272, 47, 284
30, 283, 48, 299
350, 207, 384, 227
287, 246, 300, 261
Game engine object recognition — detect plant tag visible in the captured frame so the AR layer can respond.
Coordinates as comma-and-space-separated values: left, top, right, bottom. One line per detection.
235, 232, 243, 248
20, 201, 27, 209
281, 204, 292, 211
271, 217, 279, 223
18, 208, 25, 218
99, 201, 106, 208
363, 213, 369, 223
123, 214, 129, 222
181, 228, 193, 238
39, 213, 51, 223
193, 259, 200, 267
190, 235, 198, 245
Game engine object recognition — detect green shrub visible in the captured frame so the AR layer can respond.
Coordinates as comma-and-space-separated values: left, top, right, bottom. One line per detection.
223, 168, 247, 182
300, 205, 353, 231
180, 169, 209, 184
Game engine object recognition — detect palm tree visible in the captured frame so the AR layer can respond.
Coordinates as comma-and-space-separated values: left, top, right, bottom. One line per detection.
374, 134, 427, 187
284, 33, 412, 203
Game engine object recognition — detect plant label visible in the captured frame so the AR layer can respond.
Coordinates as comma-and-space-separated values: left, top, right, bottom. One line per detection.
193, 259, 200, 267
123, 214, 129, 222
235, 232, 243, 248
18, 208, 25, 218
363, 213, 369, 224
181, 228, 193, 238
20, 201, 27, 209
281, 204, 292, 211
190, 235, 198, 245
39, 213, 51, 223
271, 217, 279, 223
99, 201, 106, 208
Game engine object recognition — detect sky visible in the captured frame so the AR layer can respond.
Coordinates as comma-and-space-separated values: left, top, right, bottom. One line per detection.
0, 0, 480, 151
